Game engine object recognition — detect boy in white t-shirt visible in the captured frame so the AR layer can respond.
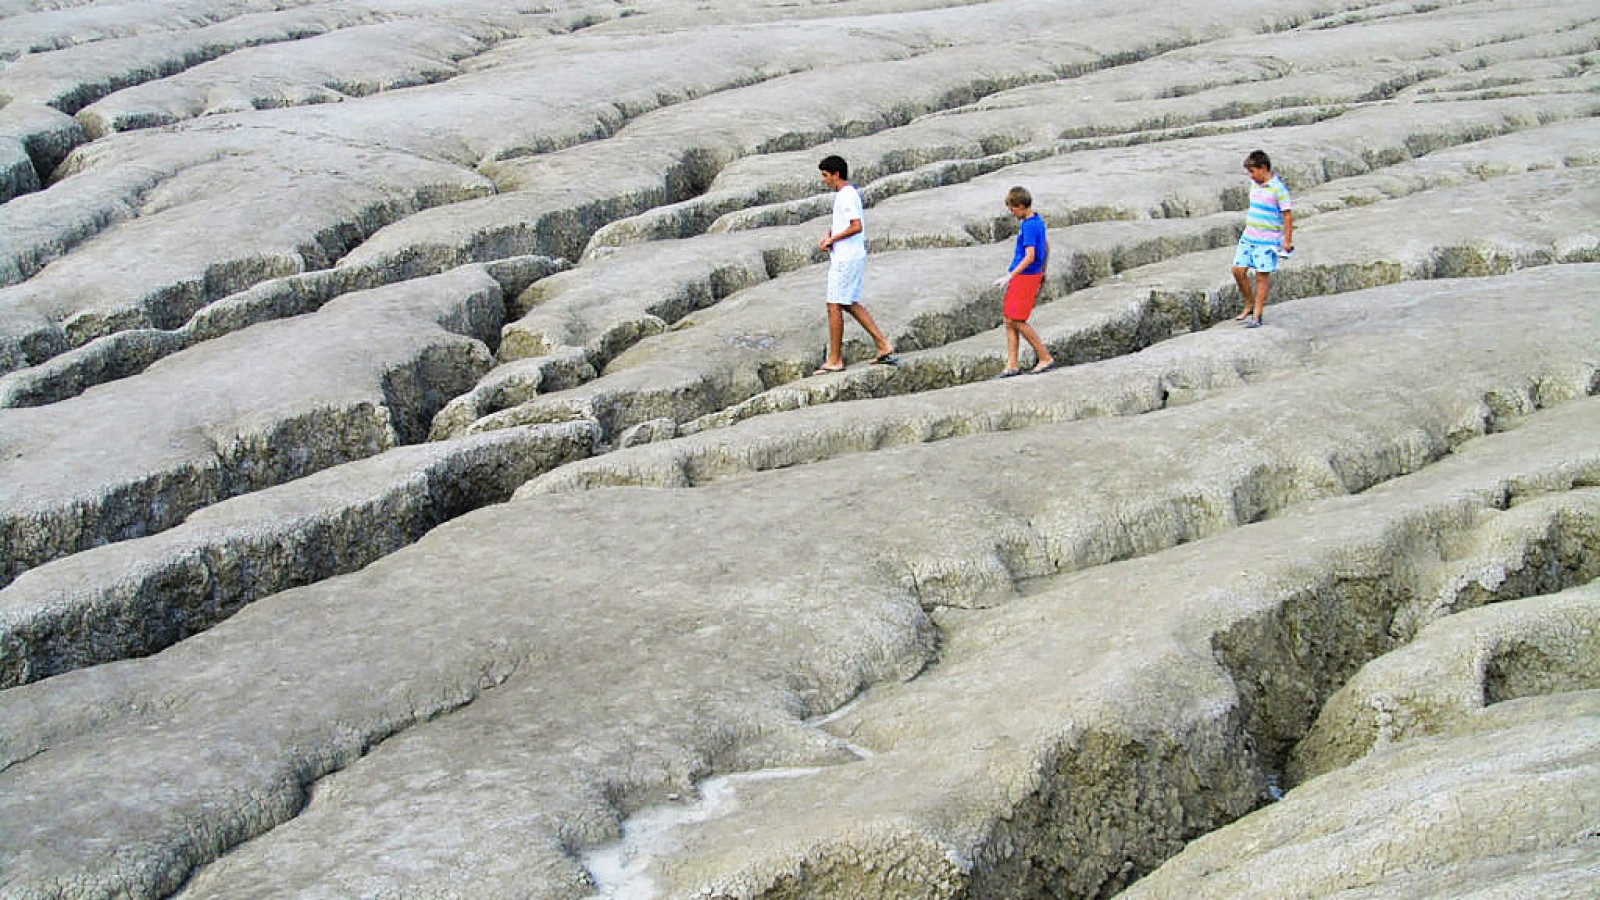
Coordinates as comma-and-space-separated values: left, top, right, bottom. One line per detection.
815, 155, 895, 374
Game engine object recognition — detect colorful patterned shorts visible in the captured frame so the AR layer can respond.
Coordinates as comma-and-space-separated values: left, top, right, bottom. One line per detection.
1233, 240, 1282, 273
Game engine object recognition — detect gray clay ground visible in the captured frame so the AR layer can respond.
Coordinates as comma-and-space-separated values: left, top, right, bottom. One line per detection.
2, 1, 1598, 898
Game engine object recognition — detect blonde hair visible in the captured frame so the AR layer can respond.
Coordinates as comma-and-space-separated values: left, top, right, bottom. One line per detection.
1006, 186, 1033, 208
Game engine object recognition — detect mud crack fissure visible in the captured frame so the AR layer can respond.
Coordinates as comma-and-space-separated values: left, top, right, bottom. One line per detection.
565, 441, 1600, 899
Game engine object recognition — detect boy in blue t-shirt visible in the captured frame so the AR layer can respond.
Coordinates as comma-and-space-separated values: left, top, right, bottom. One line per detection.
993, 186, 1056, 375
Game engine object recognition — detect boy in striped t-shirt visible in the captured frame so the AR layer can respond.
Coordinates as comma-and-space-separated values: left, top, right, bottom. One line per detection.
1231, 149, 1294, 328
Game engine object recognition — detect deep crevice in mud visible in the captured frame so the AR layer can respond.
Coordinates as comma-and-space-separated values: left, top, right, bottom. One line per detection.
904, 375, 1600, 618
1212, 496, 1600, 796
2, 149, 231, 293
608, 480, 1600, 897
1441, 504, 1600, 621
0, 327, 181, 408
971, 716, 1262, 899
999, 497, 1599, 894
0, 333, 489, 588
0, 415, 597, 687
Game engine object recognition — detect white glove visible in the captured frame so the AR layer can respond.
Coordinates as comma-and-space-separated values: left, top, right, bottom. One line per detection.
993, 274, 1011, 287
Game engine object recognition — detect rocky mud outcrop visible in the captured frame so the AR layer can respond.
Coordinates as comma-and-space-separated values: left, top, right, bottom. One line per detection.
2, 1, 1598, 898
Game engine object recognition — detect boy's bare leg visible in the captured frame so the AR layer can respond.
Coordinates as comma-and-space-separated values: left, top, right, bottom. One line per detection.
1231, 266, 1254, 319
1252, 272, 1271, 320
845, 304, 894, 357
1016, 321, 1054, 371
1004, 321, 1021, 370
822, 303, 846, 369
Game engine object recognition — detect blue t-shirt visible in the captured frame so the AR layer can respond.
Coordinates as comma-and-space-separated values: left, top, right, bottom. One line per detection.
1012, 214, 1046, 275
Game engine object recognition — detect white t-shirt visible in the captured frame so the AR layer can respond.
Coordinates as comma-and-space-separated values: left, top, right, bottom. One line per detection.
830, 184, 866, 261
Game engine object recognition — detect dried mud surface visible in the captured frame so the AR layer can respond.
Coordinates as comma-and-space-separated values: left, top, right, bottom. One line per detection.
2, 1, 1598, 897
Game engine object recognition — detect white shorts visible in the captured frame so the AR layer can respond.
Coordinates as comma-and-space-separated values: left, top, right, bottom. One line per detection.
827, 255, 865, 306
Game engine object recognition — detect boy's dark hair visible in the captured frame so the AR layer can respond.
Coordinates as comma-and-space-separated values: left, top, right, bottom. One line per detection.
1006, 186, 1033, 208
1245, 149, 1272, 170
819, 155, 849, 180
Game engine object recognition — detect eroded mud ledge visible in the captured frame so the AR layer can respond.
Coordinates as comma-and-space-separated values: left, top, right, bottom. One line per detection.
2, 1, 1598, 897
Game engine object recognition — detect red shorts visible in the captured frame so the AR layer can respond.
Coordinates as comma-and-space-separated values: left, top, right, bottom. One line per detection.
1003, 272, 1044, 321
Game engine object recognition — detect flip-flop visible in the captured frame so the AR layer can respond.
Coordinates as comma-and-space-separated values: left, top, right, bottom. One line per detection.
812, 365, 846, 375
1031, 360, 1060, 374
871, 351, 899, 365
997, 368, 1023, 378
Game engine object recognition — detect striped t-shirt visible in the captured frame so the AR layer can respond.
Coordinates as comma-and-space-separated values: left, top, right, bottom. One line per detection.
1242, 175, 1293, 247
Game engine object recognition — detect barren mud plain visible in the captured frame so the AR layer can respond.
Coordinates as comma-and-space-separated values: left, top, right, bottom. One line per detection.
2, 1, 1598, 897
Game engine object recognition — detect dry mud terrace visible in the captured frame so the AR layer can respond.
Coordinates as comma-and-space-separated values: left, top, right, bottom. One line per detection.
2, 1, 1598, 897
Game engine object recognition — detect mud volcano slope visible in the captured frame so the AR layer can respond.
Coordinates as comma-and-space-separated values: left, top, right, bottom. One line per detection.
2, 1, 1599, 898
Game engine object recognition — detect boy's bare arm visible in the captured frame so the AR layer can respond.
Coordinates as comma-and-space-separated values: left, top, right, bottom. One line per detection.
1282, 210, 1294, 250
1008, 247, 1036, 277
821, 217, 862, 250
994, 246, 1038, 286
